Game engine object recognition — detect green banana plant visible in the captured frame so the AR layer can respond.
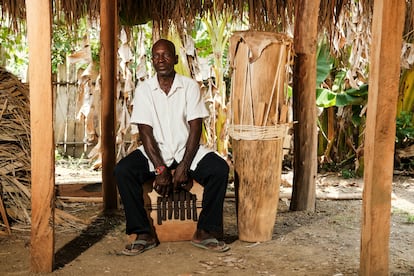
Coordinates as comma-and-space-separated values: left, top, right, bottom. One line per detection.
398, 67, 414, 117
396, 67, 414, 161
168, 25, 192, 78
316, 43, 368, 176
198, 9, 233, 157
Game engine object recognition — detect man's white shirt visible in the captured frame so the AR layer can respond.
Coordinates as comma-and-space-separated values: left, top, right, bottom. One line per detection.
131, 74, 212, 171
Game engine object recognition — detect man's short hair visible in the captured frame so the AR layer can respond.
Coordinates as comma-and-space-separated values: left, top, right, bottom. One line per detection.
152, 39, 176, 56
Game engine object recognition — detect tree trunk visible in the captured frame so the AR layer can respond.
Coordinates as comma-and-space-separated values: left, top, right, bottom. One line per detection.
290, 0, 320, 211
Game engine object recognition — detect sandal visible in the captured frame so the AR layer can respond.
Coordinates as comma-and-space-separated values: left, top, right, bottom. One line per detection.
190, 238, 230, 252
121, 239, 157, 256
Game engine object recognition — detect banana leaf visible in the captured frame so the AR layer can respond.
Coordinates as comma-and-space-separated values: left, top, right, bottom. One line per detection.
316, 43, 333, 86
316, 88, 336, 107
336, 84, 368, 106
316, 81, 368, 107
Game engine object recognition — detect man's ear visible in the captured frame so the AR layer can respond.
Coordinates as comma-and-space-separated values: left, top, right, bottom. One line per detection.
174, 55, 179, 65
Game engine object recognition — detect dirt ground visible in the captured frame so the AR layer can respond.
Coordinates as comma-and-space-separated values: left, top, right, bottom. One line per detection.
1, 169, 414, 276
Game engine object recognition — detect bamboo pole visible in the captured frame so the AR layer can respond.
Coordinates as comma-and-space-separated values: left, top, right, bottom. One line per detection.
26, 0, 54, 272
360, 1, 406, 275
100, 0, 118, 210
290, 0, 320, 211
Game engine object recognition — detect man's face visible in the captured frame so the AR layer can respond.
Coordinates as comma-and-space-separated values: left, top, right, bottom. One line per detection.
151, 41, 178, 77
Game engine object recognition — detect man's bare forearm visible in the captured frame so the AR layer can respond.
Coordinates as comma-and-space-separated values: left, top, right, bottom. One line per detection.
180, 118, 202, 169
137, 124, 165, 167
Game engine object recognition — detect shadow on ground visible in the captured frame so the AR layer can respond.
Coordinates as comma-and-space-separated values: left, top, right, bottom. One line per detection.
54, 210, 123, 269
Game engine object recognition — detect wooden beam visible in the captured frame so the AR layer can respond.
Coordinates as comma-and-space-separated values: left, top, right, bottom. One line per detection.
55, 182, 102, 198
26, 0, 54, 272
360, 1, 406, 275
290, 0, 320, 211
100, 0, 118, 210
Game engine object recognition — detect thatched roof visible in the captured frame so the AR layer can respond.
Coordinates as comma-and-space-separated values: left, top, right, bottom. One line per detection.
0, 0, 373, 32
4, 1, 414, 44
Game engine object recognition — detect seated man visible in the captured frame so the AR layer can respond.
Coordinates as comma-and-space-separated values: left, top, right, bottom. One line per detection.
114, 38, 230, 256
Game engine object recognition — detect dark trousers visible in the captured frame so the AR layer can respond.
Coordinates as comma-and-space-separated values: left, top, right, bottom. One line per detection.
114, 150, 229, 236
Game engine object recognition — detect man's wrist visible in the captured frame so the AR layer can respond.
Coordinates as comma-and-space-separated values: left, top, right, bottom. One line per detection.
180, 159, 191, 169
155, 165, 166, 175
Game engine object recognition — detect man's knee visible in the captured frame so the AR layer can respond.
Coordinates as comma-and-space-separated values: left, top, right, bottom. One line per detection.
211, 154, 230, 180
219, 159, 230, 178
113, 160, 124, 178
113, 158, 133, 186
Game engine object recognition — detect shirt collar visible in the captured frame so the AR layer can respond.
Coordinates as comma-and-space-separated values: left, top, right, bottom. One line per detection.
148, 74, 184, 96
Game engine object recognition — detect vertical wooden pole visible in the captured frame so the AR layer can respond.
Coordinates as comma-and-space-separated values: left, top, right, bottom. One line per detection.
290, 0, 320, 211
100, 0, 119, 210
0, 193, 11, 234
360, 1, 406, 275
26, 0, 54, 272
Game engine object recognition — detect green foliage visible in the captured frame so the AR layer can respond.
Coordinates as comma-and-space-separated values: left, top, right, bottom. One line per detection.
341, 168, 356, 179
193, 19, 212, 59
52, 17, 101, 73
316, 88, 336, 107
335, 84, 368, 106
1, 16, 101, 76
52, 20, 76, 73
316, 44, 369, 108
84, 25, 100, 65
193, 13, 237, 74
316, 42, 368, 175
316, 43, 333, 87
395, 111, 414, 147
0, 25, 28, 80
55, 149, 64, 161
127, 24, 152, 77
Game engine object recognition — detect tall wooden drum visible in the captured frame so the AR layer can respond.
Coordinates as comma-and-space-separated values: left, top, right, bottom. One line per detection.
229, 31, 293, 242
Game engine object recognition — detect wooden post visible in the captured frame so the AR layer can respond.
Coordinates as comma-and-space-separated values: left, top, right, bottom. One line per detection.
0, 193, 11, 234
100, 0, 118, 210
290, 0, 320, 211
26, 0, 55, 272
360, 1, 406, 275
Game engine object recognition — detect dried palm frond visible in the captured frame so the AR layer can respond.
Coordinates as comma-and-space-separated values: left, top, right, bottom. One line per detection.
0, 67, 88, 229
0, 67, 31, 224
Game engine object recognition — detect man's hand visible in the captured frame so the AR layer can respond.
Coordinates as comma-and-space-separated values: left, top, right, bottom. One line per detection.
173, 162, 191, 190
138, 123, 172, 197
172, 118, 201, 190
154, 169, 173, 197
